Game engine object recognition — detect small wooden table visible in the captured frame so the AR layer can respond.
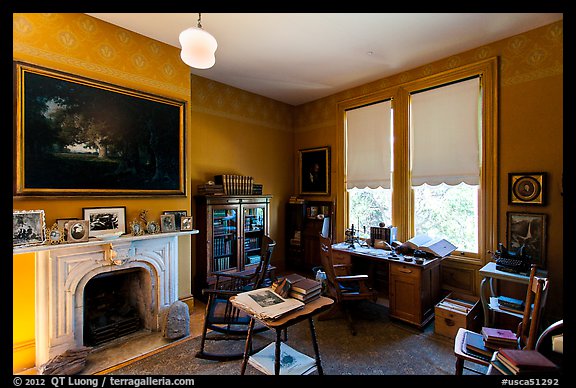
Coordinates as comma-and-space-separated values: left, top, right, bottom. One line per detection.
479, 262, 547, 326
231, 295, 334, 375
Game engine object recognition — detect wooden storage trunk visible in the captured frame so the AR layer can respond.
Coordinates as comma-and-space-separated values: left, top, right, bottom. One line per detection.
434, 292, 481, 339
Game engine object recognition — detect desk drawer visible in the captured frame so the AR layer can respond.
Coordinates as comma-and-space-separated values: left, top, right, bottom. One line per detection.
390, 263, 420, 279
332, 251, 351, 265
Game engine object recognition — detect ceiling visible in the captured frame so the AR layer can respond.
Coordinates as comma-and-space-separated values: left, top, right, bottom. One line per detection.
86, 13, 563, 106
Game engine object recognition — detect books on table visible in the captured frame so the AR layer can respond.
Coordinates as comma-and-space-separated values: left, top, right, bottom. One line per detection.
232, 287, 304, 321
281, 273, 322, 303
491, 349, 559, 375
249, 342, 317, 375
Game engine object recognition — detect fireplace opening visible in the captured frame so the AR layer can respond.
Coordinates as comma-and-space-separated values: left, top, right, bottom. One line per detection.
83, 268, 150, 347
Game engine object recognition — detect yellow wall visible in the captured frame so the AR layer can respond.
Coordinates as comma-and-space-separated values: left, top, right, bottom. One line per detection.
293, 21, 563, 321
12, 13, 293, 372
13, 13, 563, 371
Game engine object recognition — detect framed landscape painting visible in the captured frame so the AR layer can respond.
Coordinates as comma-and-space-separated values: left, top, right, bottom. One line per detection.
14, 62, 186, 196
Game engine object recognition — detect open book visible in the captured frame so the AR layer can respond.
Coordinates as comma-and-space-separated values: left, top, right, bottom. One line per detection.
231, 287, 304, 321
403, 234, 457, 258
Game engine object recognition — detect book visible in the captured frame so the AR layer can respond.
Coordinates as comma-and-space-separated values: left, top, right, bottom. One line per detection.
490, 356, 514, 375
248, 342, 317, 375
481, 327, 518, 344
290, 288, 322, 303
464, 331, 494, 358
289, 278, 322, 295
497, 349, 558, 374
402, 234, 457, 257
497, 296, 525, 310
232, 287, 304, 321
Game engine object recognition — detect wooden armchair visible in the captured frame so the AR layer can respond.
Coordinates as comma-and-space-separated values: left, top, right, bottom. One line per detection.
195, 235, 276, 360
453, 264, 549, 374
318, 234, 378, 335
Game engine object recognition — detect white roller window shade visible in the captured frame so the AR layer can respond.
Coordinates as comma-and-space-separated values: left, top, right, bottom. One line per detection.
410, 77, 480, 186
346, 100, 392, 189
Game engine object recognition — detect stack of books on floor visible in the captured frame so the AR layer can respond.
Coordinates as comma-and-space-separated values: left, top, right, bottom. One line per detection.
283, 273, 322, 303
491, 349, 559, 375
482, 327, 519, 350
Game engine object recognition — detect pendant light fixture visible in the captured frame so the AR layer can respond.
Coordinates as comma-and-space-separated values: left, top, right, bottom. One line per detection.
179, 13, 217, 69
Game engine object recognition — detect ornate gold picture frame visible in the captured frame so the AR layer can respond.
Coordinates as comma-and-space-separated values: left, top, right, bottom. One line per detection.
508, 172, 545, 205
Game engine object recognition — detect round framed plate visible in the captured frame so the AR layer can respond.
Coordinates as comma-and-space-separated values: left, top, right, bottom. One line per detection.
510, 173, 544, 204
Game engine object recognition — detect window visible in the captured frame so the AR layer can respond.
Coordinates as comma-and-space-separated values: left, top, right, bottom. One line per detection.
340, 59, 497, 263
410, 77, 480, 253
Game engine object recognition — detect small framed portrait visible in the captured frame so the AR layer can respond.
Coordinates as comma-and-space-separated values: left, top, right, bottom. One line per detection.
162, 210, 187, 231
67, 220, 90, 243
13, 210, 46, 247
160, 214, 176, 233
509, 172, 545, 205
130, 220, 144, 236
48, 223, 65, 245
83, 206, 127, 237
180, 216, 193, 231
146, 220, 160, 234
299, 146, 330, 195
57, 218, 79, 242
507, 212, 547, 268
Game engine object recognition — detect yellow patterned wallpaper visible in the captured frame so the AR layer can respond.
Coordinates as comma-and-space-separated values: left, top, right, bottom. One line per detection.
293, 20, 563, 131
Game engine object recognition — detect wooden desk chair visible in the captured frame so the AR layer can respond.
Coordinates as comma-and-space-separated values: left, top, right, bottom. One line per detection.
453, 264, 549, 374
318, 234, 378, 335
195, 235, 276, 360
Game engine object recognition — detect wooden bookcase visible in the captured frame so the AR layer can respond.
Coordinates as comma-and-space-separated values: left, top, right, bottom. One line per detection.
286, 199, 334, 272
193, 194, 272, 299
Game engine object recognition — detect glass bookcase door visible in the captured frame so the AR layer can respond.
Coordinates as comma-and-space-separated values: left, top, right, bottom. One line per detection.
211, 207, 238, 273
243, 205, 265, 267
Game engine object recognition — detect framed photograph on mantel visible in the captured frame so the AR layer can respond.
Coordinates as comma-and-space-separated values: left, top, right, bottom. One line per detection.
299, 146, 330, 196
83, 206, 126, 237
506, 212, 547, 268
14, 62, 186, 197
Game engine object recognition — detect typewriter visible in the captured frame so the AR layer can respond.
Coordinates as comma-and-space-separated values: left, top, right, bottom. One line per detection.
493, 243, 531, 275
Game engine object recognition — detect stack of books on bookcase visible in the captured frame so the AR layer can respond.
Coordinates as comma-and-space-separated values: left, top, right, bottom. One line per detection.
214, 174, 256, 195
289, 196, 305, 204
197, 183, 224, 195
212, 256, 231, 271
490, 349, 559, 375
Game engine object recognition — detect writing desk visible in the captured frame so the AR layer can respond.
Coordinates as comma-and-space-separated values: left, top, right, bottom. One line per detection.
331, 242, 444, 328
232, 295, 334, 375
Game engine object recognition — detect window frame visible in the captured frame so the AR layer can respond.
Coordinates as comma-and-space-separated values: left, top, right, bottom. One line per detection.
337, 58, 498, 265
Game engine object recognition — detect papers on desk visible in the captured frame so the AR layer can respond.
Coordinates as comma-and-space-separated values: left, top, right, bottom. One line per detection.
232, 287, 304, 321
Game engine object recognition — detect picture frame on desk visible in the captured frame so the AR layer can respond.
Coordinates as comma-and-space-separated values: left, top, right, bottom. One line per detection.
506, 212, 547, 268
299, 146, 330, 195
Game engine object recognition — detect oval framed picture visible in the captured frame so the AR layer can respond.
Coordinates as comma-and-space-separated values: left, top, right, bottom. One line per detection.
509, 173, 545, 205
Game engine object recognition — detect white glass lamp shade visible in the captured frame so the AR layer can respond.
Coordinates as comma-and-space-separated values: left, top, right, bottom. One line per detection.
179, 27, 217, 69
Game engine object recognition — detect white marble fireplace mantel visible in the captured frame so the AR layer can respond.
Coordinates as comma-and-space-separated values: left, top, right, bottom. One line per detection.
13, 230, 198, 367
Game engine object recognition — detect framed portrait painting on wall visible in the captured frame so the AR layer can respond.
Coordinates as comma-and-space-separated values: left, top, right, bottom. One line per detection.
299, 146, 330, 195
